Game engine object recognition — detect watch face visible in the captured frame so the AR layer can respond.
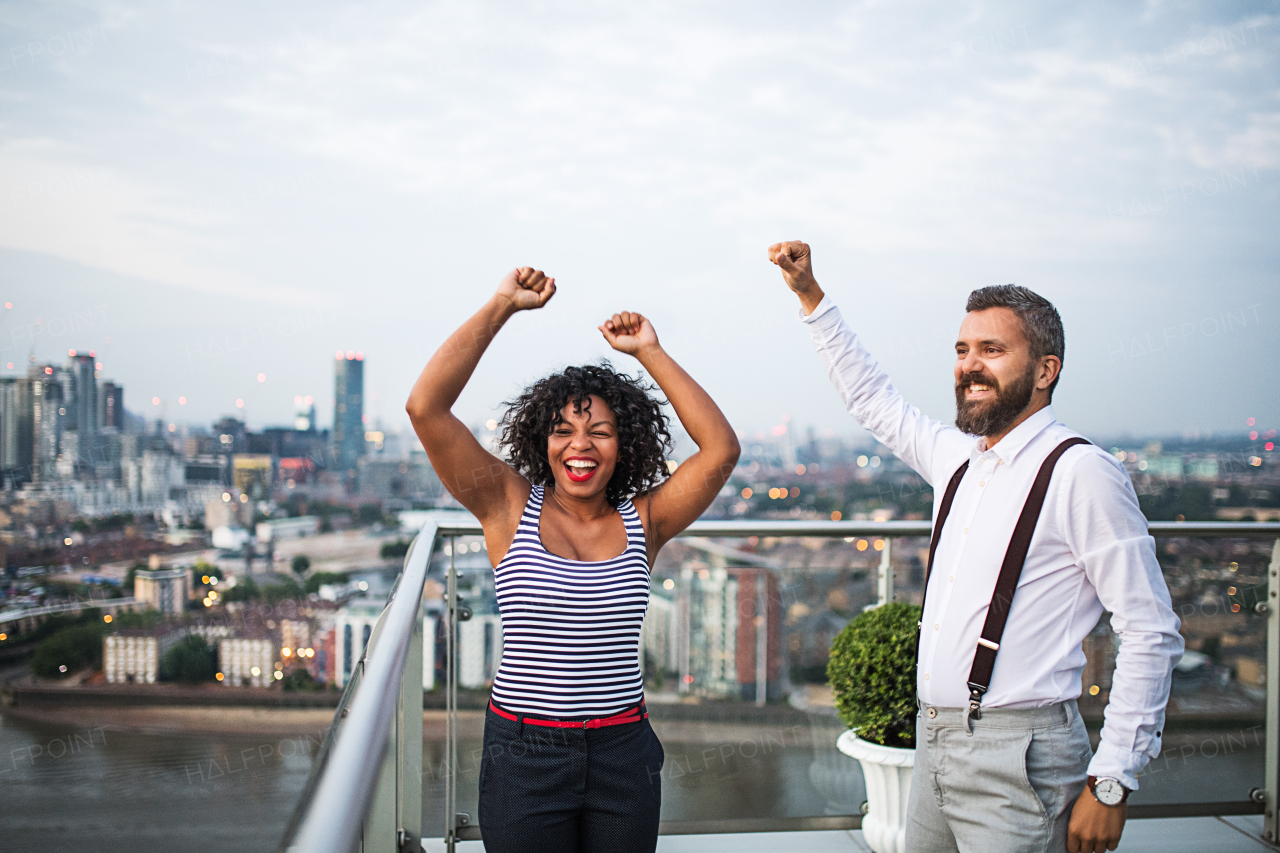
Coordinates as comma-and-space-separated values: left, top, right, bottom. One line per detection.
1094, 778, 1125, 805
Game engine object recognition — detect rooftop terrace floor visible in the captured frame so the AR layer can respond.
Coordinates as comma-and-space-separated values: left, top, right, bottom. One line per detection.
429, 815, 1276, 852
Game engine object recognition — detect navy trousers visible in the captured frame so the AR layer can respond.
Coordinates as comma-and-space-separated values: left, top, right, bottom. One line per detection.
478, 704, 665, 853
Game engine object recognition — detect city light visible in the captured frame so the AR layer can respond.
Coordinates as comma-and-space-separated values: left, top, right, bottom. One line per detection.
485, 418, 498, 430
151, 396, 160, 405
178, 396, 186, 404
282, 648, 292, 657
873, 539, 885, 551
0, 634, 7, 642
741, 487, 753, 499
856, 540, 868, 551
1267, 443, 1275, 452
663, 578, 675, 590
830, 511, 842, 521
274, 671, 283, 680
1089, 685, 1100, 696
103, 615, 112, 623
1250, 431, 1258, 440
295, 395, 303, 404
216, 672, 224, 682
257, 373, 266, 382
222, 493, 231, 502
857, 455, 868, 467
304, 395, 312, 404
1248, 417, 1256, 426
235, 399, 244, 408
795, 464, 806, 475
64, 537, 72, 545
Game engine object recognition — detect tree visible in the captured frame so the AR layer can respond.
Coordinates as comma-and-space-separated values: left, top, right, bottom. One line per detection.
223, 575, 260, 602
380, 539, 411, 560
32, 623, 105, 678
161, 635, 218, 683
282, 668, 322, 691
291, 554, 311, 578
304, 571, 350, 594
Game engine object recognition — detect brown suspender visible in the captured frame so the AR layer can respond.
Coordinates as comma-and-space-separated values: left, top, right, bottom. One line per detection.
917, 437, 1090, 719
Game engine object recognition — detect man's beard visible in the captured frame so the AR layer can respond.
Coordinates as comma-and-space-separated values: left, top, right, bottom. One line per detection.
955, 362, 1037, 437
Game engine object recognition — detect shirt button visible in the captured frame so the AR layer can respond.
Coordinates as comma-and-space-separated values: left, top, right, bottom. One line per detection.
924, 673, 931, 681
933, 624, 939, 630
949, 575, 954, 582
979, 480, 986, 486
963, 527, 969, 534
998, 460, 1004, 465
927, 707, 937, 719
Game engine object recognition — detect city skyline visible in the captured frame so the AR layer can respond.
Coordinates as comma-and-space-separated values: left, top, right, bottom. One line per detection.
0, 324, 1272, 448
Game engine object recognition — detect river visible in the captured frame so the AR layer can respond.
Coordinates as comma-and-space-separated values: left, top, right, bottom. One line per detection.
0, 711, 1263, 852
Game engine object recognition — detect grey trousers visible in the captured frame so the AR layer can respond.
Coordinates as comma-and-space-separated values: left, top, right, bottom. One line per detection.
906, 699, 1093, 853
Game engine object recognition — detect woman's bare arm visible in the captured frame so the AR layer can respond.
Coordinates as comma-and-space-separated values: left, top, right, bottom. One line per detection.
406, 268, 555, 526
599, 312, 740, 558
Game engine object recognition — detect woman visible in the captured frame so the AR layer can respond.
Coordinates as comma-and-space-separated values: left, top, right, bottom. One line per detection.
406, 266, 740, 853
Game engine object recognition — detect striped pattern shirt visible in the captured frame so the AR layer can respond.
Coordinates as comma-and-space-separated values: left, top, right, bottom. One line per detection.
490, 485, 651, 717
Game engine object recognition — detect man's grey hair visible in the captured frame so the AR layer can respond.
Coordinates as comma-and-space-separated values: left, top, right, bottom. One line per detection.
965, 284, 1064, 396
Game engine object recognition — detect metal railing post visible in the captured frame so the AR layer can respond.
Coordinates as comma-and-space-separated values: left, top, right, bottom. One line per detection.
1264, 538, 1280, 843
397, 589, 425, 852
445, 537, 458, 853
876, 538, 893, 606
755, 572, 767, 707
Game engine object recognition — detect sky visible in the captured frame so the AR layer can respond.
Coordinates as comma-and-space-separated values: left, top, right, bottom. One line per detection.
1, 1, 1276, 447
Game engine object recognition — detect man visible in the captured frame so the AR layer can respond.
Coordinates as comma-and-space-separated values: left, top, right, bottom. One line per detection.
768, 241, 1183, 853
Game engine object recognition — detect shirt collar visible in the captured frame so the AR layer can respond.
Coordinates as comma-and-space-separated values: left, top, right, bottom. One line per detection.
974, 405, 1057, 465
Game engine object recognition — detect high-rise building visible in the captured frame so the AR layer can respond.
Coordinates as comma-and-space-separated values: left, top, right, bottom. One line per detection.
333, 351, 365, 483
100, 381, 124, 430
0, 377, 35, 484
30, 373, 64, 481
69, 353, 98, 465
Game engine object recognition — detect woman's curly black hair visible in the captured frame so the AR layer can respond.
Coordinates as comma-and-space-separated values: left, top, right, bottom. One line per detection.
499, 363, 673, 506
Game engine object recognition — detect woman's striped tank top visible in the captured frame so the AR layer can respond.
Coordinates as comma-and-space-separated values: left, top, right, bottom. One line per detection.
490, 485, 651, 718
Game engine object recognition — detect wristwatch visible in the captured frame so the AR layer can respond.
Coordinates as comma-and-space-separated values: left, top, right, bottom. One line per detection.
1087, 776, 1130, 806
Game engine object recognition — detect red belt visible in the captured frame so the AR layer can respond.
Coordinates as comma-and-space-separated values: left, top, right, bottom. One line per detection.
488, 699, 648, 729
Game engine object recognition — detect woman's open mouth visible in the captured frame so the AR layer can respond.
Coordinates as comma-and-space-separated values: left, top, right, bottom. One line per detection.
564, 457, 599, 483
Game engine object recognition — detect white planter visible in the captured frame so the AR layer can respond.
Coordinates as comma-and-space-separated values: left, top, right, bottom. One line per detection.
836, 730, 914, 853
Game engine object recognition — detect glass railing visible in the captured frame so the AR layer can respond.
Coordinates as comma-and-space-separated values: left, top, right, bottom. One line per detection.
279, 518, 1280, 851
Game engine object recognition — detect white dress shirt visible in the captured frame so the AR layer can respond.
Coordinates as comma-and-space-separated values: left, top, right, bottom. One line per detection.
802, 296, 1183, 790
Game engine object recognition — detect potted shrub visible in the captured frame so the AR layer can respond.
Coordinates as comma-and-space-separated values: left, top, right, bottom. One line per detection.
827, 601, 921, 853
